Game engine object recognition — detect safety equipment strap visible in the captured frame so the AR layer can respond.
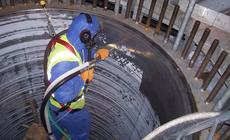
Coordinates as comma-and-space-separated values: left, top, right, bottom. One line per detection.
47, 34, 86, 111
49, 87, 86, 111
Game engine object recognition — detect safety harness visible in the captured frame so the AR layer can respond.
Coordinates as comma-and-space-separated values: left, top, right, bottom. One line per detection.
46, 34, 86, 113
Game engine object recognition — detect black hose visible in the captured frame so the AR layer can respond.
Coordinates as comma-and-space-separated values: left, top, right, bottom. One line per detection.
40, 68, 84, 132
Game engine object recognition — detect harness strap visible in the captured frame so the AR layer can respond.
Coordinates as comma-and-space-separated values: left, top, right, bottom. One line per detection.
51, 93, 84, 112
48, 37, 77, 56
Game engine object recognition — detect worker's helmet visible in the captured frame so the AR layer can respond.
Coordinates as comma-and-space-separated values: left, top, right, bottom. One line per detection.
67, 13, 100, 47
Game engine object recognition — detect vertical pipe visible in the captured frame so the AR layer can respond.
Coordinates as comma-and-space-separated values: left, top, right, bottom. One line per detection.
164, 5, 180, 42
125, 0, 132, 18
188, 28, 211, 68
104, 0, 108, 10
181, 20, 201, 59
206, 64, 230, 103
0, 0, 2, 8
10, 0, 14, 6
81, 0, 85, 5
221, 128, 230, 140
201, 51, 228, 91
155, 0, 169, 34
135, 0, 144, 23
195, 39, 219, 79
173, 0, 196, 51
93, 0, 97, 8
30, 99, 39, 123
23, 0, 27, 4
70, 0, 74, 5
213, 88, 230, 111
115, 0, 121, 15
58, 0, 63, 4
145, 0, 157, 29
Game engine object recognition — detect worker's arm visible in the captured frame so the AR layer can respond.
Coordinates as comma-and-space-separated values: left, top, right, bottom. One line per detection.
49, 61, 84, 104
81, 48, 109, 83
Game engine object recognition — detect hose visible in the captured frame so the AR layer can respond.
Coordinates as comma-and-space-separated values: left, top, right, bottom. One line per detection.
47, 107, 71, 140
40, 60, 97, 138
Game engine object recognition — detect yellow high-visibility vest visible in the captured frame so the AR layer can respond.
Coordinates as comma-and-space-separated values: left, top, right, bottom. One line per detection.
47, 34, 86, 110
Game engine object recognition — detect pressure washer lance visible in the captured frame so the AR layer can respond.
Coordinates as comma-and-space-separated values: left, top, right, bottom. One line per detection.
39, 0, 56, 37
40, 58, 98, 140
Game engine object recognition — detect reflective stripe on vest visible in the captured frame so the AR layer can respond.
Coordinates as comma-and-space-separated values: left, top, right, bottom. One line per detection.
50, 87, 86, 110
47, 34, 85, 110
47, 35, 82, 80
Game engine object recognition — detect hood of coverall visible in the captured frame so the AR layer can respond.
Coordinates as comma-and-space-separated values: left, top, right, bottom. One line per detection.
66, 13, 100, 50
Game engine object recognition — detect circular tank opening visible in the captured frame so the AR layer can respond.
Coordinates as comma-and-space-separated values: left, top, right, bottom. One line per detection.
0, 9, 197, 140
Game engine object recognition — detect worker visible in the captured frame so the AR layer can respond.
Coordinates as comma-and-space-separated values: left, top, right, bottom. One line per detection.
45, 13, 109, 140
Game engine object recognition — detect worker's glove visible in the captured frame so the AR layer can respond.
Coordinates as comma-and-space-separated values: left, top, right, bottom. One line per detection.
96, 48, 109, 60
81, 68, 94, 83
39, 0, 46, 8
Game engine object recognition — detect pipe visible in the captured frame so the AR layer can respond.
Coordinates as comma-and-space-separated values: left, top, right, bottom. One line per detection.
181, 20, 201, 59
30, 99, 39, 123
145, 0, 157, 29
81, 0, 85, 5
70, 0, 74, 5
0, 0, 2, 8
23, 0, 27, 4
104, 0, 108, 10
164, 5, 180, 43
155, 0, 169, 34
188, 28, 211, 68
201, 51, 228, 91
125, 0, 132, 18
135, 0, 144, 24
213, 88, 230, 111
93, 0, 97, 8
114, 0, 120, 15
206, 64, 230, 103
10, 0, 15, 6
173, 0, 196, 51
143, 112, 221, 140
195, 39, 219, 79
58, 0, 63, 4
221, 128, 230, 140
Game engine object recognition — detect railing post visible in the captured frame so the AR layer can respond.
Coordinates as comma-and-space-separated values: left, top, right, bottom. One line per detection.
81, 0, 85, 6
181, 20, 201, 59
10, 0, 15, 6
195, 39, 219, 79
104, 0, 108, 10
201, 51, 228, 91
206, 64, 230, 103
145, 0, 157, 29
135, 0, 144, 24
0, 0, 2, 8
115, 0, 121, 15
70, 0, 74, 5
58, 0, 63, 4
30, 99, 39, 123
173, 0, 196, 51
188, 28, 211, 68
23, 0, 28, 4
164, 5, 180, 43
155, 0, 169, 34
213, 88, 230, 111
125, 0, 132, 18
93, 0, 97, 8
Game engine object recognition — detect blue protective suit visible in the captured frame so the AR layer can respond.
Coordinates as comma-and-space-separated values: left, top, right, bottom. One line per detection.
48, 13, 100, 140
